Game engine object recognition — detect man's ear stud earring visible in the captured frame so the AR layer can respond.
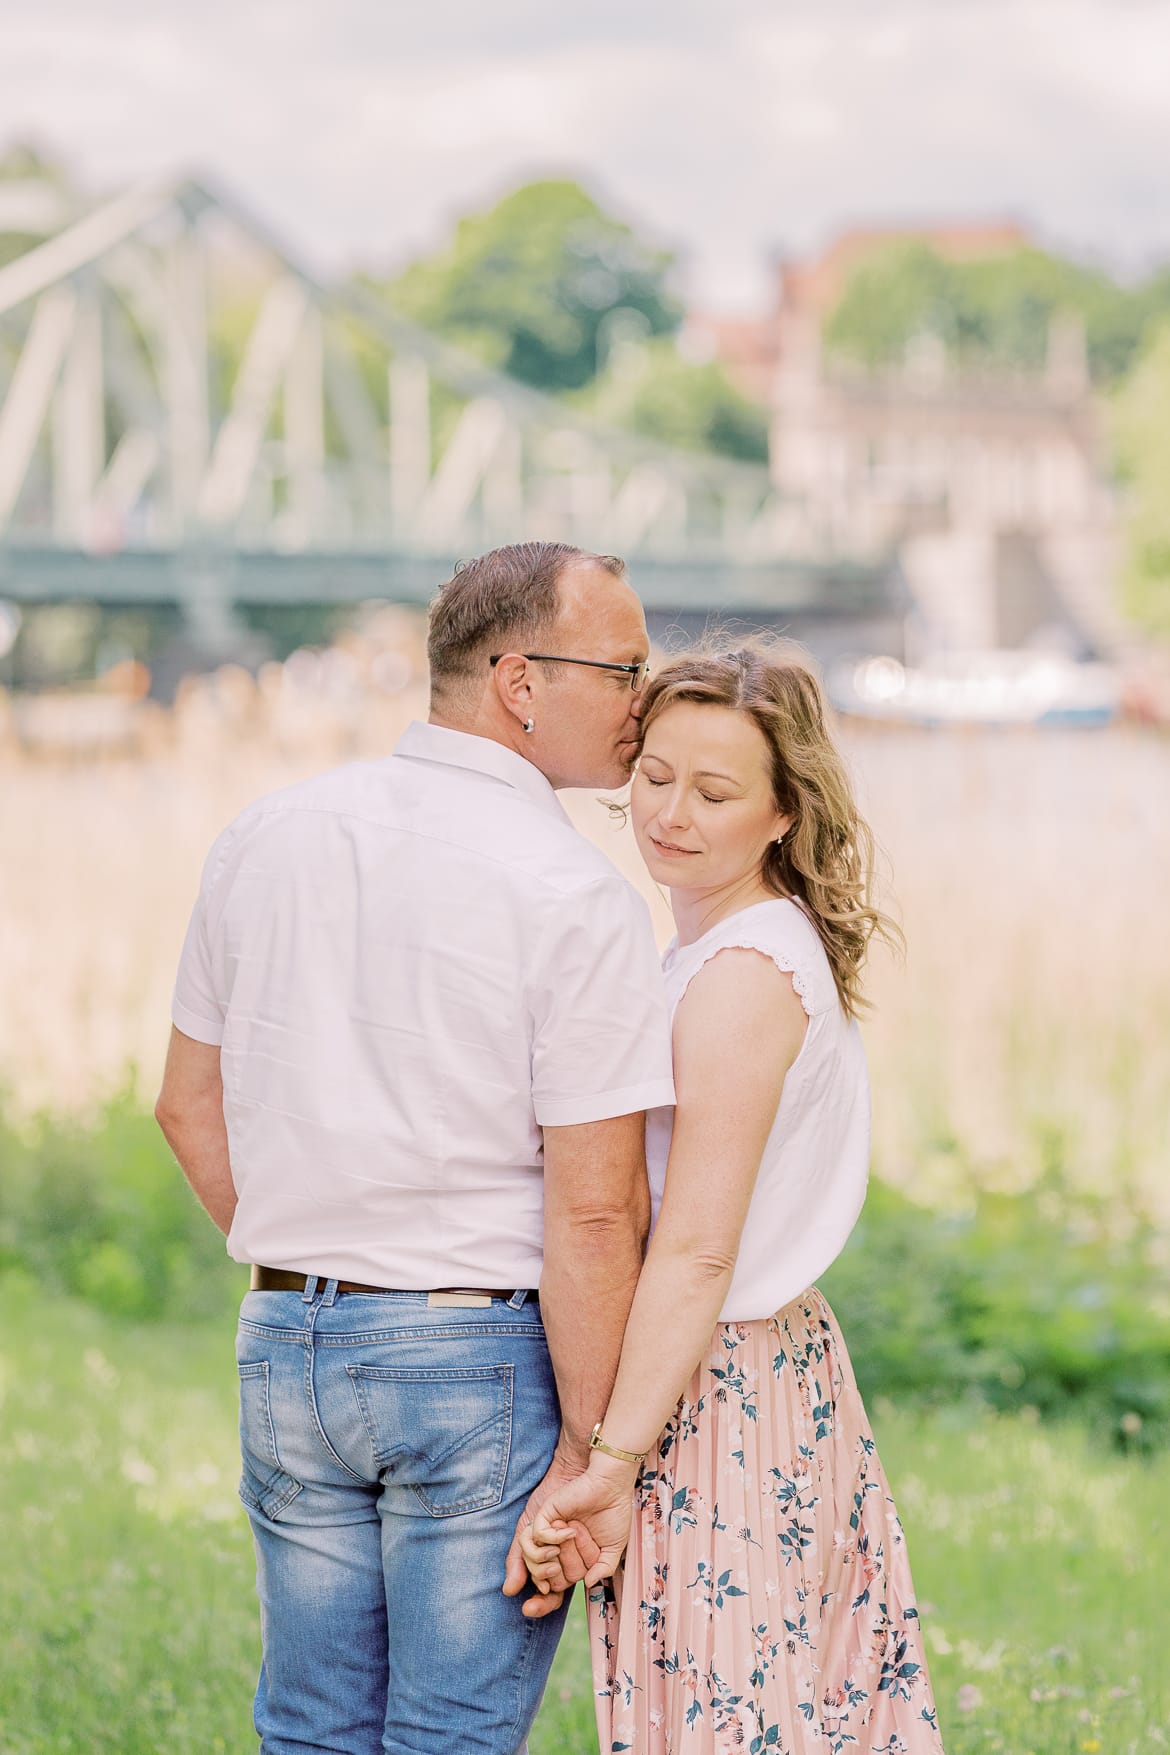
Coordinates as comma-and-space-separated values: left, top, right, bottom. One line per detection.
523, 718, 535, 734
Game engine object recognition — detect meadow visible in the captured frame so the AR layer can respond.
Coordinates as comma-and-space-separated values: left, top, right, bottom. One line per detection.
1, 659, 1168, 1750
0, 1278, 1165, 1755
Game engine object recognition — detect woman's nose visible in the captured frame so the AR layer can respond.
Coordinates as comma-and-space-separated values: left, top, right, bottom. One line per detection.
659, 788, 690, 830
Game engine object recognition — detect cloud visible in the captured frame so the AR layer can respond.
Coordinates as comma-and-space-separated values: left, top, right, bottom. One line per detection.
0, 0, 1168, 309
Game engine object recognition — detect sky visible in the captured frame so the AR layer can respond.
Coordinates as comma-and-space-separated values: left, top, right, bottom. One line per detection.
3, 0, 1170, 312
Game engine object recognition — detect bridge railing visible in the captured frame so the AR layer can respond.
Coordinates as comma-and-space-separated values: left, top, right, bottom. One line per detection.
0, 177, 881, 580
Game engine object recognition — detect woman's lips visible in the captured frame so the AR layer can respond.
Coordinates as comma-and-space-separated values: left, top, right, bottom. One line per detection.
650, 836, 698, 858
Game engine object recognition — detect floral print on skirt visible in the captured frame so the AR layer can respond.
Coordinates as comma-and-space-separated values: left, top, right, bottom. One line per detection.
589, 1289, 945, 1754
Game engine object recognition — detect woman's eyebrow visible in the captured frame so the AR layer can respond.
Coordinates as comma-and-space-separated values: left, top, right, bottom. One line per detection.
692, 769, 741, 786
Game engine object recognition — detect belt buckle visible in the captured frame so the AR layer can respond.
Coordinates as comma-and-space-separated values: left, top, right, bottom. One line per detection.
427, 1291, 492, 1309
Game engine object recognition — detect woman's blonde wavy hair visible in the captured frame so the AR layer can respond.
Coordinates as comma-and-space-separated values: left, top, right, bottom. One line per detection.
637, 636, 900, 1018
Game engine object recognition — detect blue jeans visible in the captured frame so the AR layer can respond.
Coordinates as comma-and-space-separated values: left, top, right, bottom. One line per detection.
235, 1281, 569, 1754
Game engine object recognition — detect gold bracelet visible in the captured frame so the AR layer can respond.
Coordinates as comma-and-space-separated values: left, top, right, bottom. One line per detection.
589, 1421, 645, 1465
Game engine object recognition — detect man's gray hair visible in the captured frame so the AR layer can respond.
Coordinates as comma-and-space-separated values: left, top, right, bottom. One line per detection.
427, 541, 626, 700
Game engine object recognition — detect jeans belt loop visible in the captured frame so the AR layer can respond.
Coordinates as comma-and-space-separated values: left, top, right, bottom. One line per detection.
506, 1288, 528, 1310
321, 1278, 340, 1308
301, 1274, 319, 1304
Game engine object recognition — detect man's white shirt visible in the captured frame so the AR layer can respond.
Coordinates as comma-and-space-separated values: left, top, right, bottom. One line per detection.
172, 721, 675, 1287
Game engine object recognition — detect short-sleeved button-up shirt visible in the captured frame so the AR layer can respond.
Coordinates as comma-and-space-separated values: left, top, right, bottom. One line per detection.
172, 720, 675, 1288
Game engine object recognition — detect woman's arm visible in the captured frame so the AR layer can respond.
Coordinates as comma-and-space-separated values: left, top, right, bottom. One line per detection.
523, 946, 807, 1586
594, 947, 806, 1454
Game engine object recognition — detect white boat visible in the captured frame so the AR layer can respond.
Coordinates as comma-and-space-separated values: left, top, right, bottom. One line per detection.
829, 650, 1121, 728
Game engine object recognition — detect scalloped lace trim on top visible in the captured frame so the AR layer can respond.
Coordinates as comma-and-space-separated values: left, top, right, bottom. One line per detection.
678, 939, 816, 1020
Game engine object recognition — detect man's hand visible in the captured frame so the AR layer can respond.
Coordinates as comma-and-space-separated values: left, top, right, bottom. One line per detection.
154, 1027, 236, 1234
518, 1457, 637, 1593
502, 1445, 602, 1620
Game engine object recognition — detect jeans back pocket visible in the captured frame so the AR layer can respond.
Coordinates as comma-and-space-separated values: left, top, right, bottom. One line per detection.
346, 1364, 514, 1516
238, 1360, 303, 1521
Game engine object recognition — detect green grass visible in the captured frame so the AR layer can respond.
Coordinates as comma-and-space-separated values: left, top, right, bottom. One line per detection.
0, 1280, 1164, 1754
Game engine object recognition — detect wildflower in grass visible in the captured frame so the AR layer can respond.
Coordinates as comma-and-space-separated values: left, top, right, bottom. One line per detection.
83, 1347, 118, 1388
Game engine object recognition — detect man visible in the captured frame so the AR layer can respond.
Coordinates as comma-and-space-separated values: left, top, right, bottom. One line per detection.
155, 541, 674, 1755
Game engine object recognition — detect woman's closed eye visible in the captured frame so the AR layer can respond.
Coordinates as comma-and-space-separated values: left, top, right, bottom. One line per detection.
643, 775, 727, 805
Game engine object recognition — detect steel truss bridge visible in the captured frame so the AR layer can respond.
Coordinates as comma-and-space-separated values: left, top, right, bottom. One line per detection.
0, 176, 895, 651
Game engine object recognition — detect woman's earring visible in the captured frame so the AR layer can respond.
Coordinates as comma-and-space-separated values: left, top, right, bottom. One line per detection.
523, 718, 535, 734
775, 832, 785, 846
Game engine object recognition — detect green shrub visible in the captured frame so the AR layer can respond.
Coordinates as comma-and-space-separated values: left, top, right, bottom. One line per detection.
0, 1090, 242, 1321
2, 1096, 1167, 1445
822, 1177, 1170, 1448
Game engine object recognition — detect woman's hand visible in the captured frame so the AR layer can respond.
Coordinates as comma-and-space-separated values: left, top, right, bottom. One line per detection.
503, 1445, 602, 1618
519, 1457, 639, 1591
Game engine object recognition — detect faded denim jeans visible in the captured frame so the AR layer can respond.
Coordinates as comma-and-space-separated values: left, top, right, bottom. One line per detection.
235, 1280, 569, 1754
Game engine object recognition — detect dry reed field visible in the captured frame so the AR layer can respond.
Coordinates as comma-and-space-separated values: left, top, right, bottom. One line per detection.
3, 666, 1169, 1222
3, 662, 1169, 1755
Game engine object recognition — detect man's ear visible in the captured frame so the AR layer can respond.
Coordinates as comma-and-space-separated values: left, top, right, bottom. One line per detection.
491, 653, 535, 719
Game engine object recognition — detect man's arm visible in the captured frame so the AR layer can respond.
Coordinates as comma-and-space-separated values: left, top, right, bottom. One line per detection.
502, 1108, 649, 1614
539, 1110, 651, 1465
504, 873, 669, 1612
154, 1025, 236, 1235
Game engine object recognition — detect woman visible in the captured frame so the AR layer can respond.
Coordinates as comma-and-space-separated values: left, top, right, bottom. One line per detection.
524, 642, 945, 1754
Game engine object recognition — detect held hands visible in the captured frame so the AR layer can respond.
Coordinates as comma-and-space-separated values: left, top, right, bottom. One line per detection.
502, 1445, 602, 1620
517, 1454, 638, 1596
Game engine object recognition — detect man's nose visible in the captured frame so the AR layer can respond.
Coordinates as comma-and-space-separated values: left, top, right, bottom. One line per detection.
619, 703, 642, 745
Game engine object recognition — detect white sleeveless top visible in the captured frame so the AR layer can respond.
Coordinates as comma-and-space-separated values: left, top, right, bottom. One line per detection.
646, 897, 871, 1322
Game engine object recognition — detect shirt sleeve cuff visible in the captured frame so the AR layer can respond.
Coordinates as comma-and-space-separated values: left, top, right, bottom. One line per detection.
171, 997, 225, 1047
533, 1078, 676, 1128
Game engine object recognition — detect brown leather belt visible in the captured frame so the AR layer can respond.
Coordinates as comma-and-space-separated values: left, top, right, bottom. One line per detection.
249, 1265, 529, 1305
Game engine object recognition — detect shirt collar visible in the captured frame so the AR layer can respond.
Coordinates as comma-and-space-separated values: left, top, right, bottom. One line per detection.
393, 721, 572, 824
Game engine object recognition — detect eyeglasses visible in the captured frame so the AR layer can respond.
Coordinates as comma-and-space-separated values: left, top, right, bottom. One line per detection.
489, 654, 651, 693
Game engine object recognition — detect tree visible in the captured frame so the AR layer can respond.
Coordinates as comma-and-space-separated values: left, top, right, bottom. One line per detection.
0, 143, 72, 270
0, 141, 69, 185
577, 335, 768, 462
370, 180, 682, 393
824, 241, 1170, 385
1111, 323, 1170, 636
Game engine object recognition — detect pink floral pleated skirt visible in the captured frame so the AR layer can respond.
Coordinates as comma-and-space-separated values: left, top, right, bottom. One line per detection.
588, 1289, 945, 1754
